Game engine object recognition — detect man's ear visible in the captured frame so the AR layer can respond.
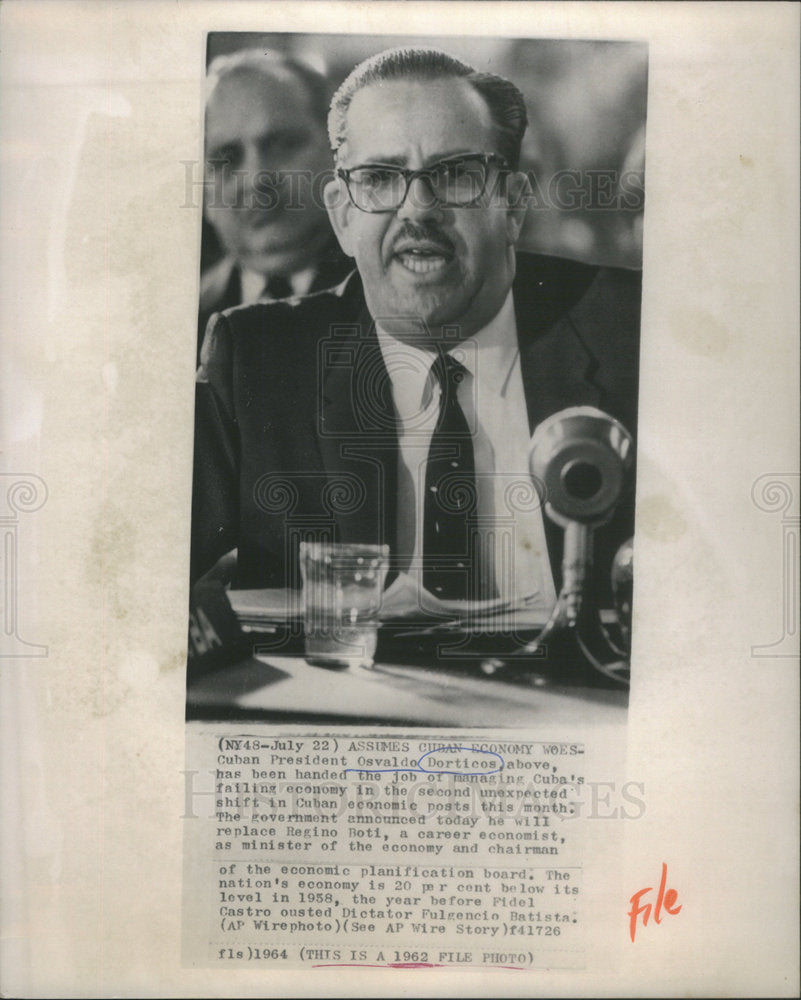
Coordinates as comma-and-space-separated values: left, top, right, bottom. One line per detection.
323, 177, 356, 258
504, 170, 531, 247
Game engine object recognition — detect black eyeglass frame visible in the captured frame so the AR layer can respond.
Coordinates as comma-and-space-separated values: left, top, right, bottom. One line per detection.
336, 153, 509, 213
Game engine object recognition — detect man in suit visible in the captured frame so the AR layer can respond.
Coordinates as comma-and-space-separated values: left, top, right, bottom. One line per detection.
199, 49, 351, 358
192, 47, 640, 614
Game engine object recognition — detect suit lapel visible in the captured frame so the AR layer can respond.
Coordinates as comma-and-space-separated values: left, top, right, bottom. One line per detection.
513, 255, 601, 589
513, 255, 602, 433
317, 295, 399, 553
308, 239, 356, 294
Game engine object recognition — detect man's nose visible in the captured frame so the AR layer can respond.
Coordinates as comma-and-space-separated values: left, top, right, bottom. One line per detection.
396, 174, 444, 223
248, 142, 277, 176
242, 146, 284, 206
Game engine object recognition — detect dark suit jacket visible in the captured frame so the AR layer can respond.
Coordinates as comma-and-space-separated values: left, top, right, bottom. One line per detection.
191, 252, 641, 600
197, 238, 353, 363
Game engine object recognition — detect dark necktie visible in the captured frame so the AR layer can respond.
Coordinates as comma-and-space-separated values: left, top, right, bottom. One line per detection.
264, 274, 293, 300
423, 352, 481, 600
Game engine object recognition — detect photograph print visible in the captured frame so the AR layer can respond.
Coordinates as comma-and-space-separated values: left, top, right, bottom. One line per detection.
185, 30, 647, 726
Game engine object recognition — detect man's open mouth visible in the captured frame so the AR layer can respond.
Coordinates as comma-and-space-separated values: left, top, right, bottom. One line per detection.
393, 241, 454, 275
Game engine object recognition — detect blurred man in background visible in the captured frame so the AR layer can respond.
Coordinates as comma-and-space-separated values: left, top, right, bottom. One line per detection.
198, 49, 351, 358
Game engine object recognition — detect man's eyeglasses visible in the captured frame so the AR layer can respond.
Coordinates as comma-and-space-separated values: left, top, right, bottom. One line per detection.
337, 153, 508, 213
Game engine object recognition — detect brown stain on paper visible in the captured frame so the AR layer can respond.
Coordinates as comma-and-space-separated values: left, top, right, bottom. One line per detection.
670, 308, 730, 358
637, 494, 688, 543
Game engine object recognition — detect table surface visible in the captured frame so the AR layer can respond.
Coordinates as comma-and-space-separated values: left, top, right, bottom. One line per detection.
187, 649, 628, 728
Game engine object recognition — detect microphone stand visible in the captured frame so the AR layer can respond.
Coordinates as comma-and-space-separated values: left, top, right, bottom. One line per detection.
480, 518, 629, 685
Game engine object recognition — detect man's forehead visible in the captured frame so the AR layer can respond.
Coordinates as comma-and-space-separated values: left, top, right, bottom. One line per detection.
206, 70, 314, 135
341, 76, 495, 163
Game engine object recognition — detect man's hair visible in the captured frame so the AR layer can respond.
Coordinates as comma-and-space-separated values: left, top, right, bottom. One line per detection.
206, 48, 330, 124
328, 47, 528, 170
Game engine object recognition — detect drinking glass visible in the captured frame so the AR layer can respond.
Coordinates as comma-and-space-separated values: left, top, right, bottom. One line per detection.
299, 541, 389, 668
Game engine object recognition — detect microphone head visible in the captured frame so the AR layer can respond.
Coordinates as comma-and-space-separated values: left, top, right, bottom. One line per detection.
529, 406, 633, 525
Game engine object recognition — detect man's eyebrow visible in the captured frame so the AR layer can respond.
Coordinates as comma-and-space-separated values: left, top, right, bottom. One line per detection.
349, 155, 406, 168
206, 140, 242, 157
348, 149, 482, 169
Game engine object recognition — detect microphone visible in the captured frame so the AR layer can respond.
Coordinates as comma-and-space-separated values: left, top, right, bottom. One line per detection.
480, 407, 634, 681
529, 406, 633, 623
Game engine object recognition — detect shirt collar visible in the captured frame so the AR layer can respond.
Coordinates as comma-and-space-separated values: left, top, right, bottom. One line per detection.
240, 265, 317, 303
375, 289, 519, 420
456, 289, 519, 396
375, 326, 437, 423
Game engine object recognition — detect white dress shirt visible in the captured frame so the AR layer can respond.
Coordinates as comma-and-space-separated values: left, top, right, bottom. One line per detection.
376, 291, 557, 612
